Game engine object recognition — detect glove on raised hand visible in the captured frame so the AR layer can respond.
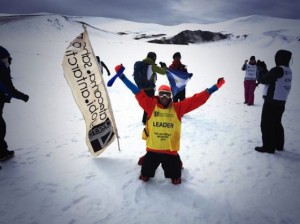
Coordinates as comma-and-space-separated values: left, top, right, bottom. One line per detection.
114, 64, 125, 80
159, 62, 167, 68
216, 77, 225, 88
115, 64, 123, 73
22, 94, 29, 102
207, 77, 225, 94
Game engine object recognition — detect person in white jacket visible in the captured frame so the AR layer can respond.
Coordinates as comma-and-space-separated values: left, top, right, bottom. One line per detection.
241, 55, 257, 105
255, 49, 292, 154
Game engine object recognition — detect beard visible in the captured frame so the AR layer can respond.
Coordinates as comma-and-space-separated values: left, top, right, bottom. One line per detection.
158, 96, 171, 108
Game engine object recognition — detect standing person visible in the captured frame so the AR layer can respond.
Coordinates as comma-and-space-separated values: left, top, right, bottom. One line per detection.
169, 52, 188, 102
136, 52, 167, 125
114, 65, 225, 184
0, 46, 29, 161
96, 56, 110, 76
255, 49, 292, 154
242, 56, 257, 106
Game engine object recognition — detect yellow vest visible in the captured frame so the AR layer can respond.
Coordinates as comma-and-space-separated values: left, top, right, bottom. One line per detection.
145, 105, 181, 152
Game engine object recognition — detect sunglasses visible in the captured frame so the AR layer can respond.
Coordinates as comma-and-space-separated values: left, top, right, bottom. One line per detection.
158, 91, 172, 98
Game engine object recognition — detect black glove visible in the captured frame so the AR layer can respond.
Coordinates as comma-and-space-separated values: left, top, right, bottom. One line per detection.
22, 94, 29, 102
159, 62, 167, 68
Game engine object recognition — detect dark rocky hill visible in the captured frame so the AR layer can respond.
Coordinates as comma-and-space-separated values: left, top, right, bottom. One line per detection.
148, 30, 230, 45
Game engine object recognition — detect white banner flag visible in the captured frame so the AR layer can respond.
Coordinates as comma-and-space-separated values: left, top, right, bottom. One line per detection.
62, 27, 119, 157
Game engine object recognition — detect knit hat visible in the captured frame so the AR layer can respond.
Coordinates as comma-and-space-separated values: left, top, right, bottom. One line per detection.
147, 52, 156, 61
158, 85, 171, 93
0, 46, 10, 59
173, 52, 181, 59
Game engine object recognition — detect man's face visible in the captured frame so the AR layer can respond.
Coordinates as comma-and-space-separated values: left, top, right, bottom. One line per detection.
174, 56, 181, 61
158, 91, 172, 107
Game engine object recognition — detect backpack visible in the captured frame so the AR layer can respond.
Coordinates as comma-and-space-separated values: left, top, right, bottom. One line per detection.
133, 61, 155, 89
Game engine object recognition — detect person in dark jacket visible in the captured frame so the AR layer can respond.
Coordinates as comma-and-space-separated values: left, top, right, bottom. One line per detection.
96, 56, 110, 76
169, 52, 188, 102
0, 46, 29, 161
255, 49, 292, 154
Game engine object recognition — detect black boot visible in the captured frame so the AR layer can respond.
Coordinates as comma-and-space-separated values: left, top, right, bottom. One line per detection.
0, 149, 15, 161
255, 146, 275, 154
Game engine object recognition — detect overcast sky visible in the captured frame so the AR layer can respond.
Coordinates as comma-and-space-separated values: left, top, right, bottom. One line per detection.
1, 0, 300, 25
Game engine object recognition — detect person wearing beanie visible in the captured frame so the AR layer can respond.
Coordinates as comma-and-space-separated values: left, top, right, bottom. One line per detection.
139, 52, 167, 125
241, 55, 257, 105
0, 46, 29, 162
255, 49, 293, 154
169, 52, 189, 102
114, 65, 225, 184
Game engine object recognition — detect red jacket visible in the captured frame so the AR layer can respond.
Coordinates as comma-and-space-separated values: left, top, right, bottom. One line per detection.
135, 89, 211, 154
136, 90, 210, 120
169, 60, 187, 72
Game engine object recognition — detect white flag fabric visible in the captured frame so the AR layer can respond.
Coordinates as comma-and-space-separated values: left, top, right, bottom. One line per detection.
166, 69, 193, 96
62, 28, 118, 157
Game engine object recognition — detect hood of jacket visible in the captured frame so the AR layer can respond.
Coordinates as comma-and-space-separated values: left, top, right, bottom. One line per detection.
0, 46, 10, 59
0, 58, 10, 68
275, 49, 292, 66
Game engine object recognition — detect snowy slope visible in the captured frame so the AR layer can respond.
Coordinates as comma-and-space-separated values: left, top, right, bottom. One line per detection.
0, 14, 300, 224
70, 14, 300, 43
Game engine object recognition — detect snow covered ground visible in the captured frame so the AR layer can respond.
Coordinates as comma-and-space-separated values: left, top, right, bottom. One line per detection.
0, 14, 300, 224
